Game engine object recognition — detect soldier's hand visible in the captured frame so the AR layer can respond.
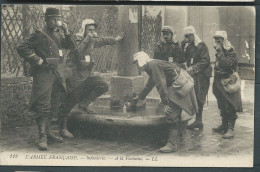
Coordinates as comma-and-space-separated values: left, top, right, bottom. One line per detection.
213, 43, 223, 52
38, 58, 43, 66
61, 23, 69, 35
87, 32, 98, 38
41, 63, 55, 70
115, 32, 125, 42
156, 101, 167, 115
164, 106, 173, 116
187, 67, 195, 76
186, 67, 193, 73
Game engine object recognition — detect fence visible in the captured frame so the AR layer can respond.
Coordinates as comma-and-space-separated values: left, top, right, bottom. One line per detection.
1, 5, 162, 77
1, 5, 24, 77
141, 10, 162, 58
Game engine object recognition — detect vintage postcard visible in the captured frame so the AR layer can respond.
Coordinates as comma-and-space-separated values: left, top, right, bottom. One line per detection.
0, 4, 255, 167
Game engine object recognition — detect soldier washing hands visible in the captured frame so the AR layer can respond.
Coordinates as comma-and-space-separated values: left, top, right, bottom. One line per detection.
130, 52, 198, 153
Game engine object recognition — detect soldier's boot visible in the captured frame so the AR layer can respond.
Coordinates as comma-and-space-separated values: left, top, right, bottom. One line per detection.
187, 105, 203, 130
223, 119, 236, 139
59, 116, 74, 139
36, 116, 48, 151
212, 118, 228, 133
187, 115, 203, 130
160, 127, 178, 153
46, 118, 63, 142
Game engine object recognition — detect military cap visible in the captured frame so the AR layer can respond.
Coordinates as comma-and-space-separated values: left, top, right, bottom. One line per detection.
45, 8, 61, 17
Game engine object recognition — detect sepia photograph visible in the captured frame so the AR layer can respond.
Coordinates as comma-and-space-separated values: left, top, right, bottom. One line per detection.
0, 4, 255, 167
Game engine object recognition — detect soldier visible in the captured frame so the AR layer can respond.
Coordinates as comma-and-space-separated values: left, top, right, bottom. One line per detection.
130, 52, 198, 153
16, 8, 76, 150
153, 26, 186, 115
181, 26, 212, 130
56, 19, 125, 138
154, 26, 186, 65
212, 31, 242, 139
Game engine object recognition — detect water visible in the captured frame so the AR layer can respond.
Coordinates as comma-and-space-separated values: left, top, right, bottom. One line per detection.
90, 101, 162, 118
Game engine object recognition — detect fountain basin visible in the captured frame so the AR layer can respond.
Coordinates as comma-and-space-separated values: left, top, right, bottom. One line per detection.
68, 95, 166, 127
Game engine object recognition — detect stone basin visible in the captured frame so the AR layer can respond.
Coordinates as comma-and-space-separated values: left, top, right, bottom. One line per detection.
67, 95, 193, 143
68, 95, 166, 127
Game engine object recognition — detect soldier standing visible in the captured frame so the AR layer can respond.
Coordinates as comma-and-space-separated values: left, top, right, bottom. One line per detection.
17, 8, 75, 150
181, 26, 212, 130
212, 31, 242, 138
153, 26, 186, 114
153, 26, 186, 65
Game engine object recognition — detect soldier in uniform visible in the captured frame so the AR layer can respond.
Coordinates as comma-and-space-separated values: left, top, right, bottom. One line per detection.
153, 26, 186, 115
16, 8, 76, 150
56, 19, 125, 138
212, 31, 242, 139
130, 52, 198, 153
181, 26, 212, 130
154, 26, 186, 65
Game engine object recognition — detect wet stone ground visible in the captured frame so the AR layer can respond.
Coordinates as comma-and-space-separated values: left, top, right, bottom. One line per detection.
1, 79, 254, 160
1, 100, 253, 157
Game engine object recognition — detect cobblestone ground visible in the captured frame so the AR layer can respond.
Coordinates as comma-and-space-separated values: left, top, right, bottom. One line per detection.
1, 104, 254, 157
0, 80, 254, 162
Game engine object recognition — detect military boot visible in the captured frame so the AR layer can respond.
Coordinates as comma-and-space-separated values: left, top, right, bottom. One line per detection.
160, 127, 178, 153
36, 116, 48, 151
46, 118, 63, 142
213, 118, 228, 133
59, 116, 74, 139
187, 108, 203, 130
187, 121, 203, 130
223, 119, 236, 139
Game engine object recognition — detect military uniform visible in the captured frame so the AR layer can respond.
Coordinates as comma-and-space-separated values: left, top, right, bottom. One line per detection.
153, 40, 186, 65
17, 9, 76, 150
138, 60, 198, 117
17, 27, 75, 116
58, 35, 117, 116
136, 59, 198, 152
185, 42, 212, 129
153, 38, 186, 106
213, 47, 242, 137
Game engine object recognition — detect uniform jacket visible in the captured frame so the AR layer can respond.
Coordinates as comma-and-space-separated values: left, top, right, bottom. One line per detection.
213, 47, 242, 112
138, 60, 198, 116
153, 40, 186, 65
17, 27, 75, 105
65, 35, 116, 93
185, 42, 212, 105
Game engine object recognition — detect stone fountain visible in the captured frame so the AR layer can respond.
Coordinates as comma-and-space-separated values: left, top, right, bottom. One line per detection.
68, 7, 167, 141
